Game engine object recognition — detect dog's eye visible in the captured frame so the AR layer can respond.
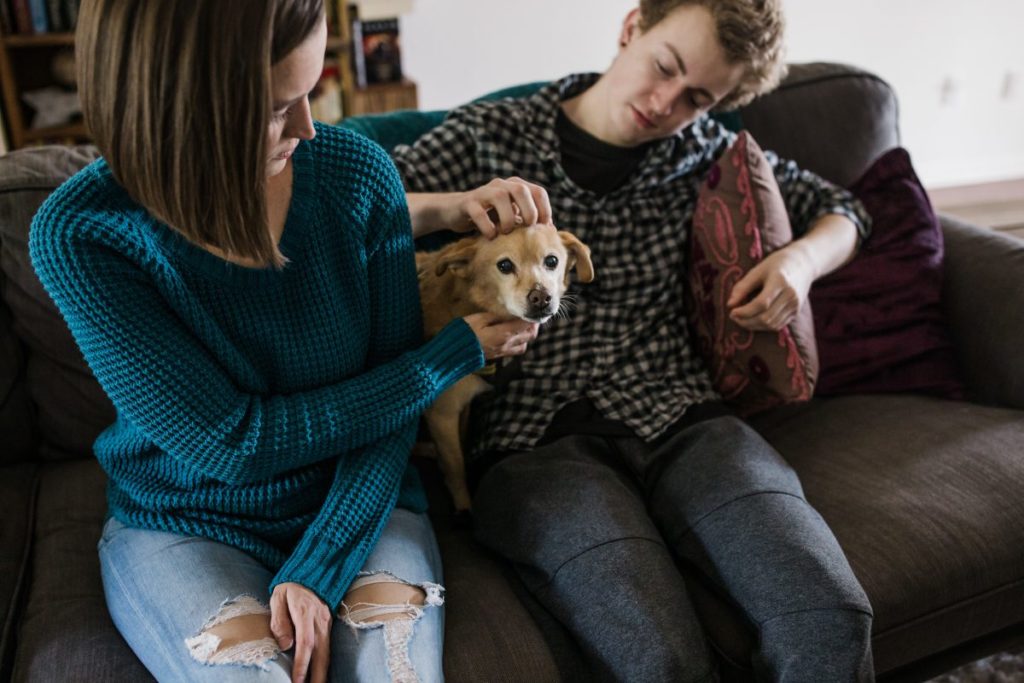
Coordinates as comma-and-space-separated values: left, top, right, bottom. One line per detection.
544, 255, 559, 270
496, 259, 516, 274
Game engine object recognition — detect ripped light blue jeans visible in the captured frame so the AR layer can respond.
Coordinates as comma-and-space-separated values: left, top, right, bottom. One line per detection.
98, 508, 445, 682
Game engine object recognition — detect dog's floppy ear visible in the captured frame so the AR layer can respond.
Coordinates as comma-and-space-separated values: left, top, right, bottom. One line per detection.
434, 237, 478, 278
558, 231, 594, 285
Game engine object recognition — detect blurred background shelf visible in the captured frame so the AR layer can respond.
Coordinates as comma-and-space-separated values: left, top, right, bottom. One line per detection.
0, 1, 418, 152
930, 179, 1024, 241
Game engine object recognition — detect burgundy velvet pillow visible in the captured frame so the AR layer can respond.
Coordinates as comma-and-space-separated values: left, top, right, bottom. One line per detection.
688, 131, 818, 416
810, 147, 964, 397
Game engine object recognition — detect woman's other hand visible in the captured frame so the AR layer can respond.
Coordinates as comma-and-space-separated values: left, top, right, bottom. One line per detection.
463, 312, 540, 360
270, 582, 332, 683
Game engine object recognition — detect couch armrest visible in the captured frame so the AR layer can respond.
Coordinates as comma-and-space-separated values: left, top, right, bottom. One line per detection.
941, 214, 1024, 408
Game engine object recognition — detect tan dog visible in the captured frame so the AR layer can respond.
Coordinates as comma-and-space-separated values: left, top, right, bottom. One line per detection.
416, 224, 594, 512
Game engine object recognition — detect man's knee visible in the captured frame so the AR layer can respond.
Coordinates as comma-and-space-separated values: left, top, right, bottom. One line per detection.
651, 415, 805, 518
473, 441, 660, 576
758, 606, 875, 682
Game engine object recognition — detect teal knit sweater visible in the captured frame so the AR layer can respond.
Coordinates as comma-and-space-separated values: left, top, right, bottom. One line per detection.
29, 123, 483, 610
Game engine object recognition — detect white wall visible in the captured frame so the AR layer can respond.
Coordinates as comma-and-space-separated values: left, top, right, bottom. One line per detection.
400, 0, 1024, 188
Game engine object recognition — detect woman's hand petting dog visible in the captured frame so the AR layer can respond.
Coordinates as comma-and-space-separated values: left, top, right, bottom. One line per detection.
454, 177, 553, 238
407, 177, 552, 239
463, 312, 540, 360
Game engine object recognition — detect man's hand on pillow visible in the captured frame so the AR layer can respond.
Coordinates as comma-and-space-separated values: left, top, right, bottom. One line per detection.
726, 245, 815, 331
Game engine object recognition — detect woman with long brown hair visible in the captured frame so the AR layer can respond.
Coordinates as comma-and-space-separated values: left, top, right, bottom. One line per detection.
29, 1, 540, 680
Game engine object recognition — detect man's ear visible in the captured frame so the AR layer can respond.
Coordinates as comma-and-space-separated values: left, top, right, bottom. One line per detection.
435, 237, 478, 278
559, 231, 595, 286
619, 8, 641, 49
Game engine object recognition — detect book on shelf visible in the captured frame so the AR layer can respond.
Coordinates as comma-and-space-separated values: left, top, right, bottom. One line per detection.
27, 0, 49, 33
46, 0, 65, 31
10, 0, 34, 34
347, 4, 404, 89
359, 17, 402, 86
1, 0, 14, 35
348, 3, 367, 88
4, 0, 79, 34
63, 0, 79, 29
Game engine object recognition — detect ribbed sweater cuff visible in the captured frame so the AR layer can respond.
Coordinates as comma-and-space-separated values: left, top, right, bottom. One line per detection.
270, 543, 370, 612
417, 317, 485, 395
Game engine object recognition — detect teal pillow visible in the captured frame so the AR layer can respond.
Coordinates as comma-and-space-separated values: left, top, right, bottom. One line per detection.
339, 81, 550, 153
340, 81, 743, 154
339, 109, 446, 154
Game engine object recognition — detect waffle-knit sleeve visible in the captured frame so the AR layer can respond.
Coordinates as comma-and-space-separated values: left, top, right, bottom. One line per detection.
29, 181, 483, 487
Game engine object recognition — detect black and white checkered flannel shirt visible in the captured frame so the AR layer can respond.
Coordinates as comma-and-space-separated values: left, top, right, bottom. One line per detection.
392, 73, 871, 457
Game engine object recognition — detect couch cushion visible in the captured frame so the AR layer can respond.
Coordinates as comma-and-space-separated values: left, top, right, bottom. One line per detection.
0, 145, 115, 460
415, 458, 576, 681
940, 216, 1024, 411
740, 63, 900, 187
0, 300, 35, 465
14, 456, 567, 682
691, 396, 1024, 675
13, 459, 151, 682
0, 463, 37, 681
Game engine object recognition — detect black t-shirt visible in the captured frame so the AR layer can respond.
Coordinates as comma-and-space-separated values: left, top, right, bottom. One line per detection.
555, 109, 652, 196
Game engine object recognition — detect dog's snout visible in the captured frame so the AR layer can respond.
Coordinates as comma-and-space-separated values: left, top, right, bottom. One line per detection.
528, 287, 551, 310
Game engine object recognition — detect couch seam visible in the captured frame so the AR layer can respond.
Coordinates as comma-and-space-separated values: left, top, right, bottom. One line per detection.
775, 70, 895, 96
1, 465, 40, 682
0, 183, 63, 195
872, 576, 1024, 643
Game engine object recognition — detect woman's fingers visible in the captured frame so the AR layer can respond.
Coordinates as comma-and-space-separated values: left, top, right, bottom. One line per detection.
459, 177, 552, 238
270, 583, 332, 683
269, 587, 295, 651
308, 611, 331, 683
463, 314, 540, 359
464, 203, 499, 238
489, 320, 540, 358
289, 598, 314, 683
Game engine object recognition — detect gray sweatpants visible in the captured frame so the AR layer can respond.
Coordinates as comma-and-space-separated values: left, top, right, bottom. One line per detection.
472, 408, 874, 682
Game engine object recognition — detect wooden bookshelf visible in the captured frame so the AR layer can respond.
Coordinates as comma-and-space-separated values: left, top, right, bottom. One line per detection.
346, 79, 418, 116
0, 1, 418, 151
0, 28, 85, 149
3, 32, 74, 47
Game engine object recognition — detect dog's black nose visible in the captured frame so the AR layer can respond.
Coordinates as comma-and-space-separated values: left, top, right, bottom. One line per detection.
528, 287, 551, 311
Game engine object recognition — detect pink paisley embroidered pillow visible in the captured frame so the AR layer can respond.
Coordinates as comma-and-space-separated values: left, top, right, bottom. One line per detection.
687, 131, 818, 416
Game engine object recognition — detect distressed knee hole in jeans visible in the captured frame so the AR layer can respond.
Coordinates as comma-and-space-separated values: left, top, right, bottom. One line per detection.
185, 595, 281, 670
340, 570, 445, 683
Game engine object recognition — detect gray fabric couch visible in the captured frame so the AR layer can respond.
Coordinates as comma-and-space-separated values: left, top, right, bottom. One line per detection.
2, 63, 1023, 682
